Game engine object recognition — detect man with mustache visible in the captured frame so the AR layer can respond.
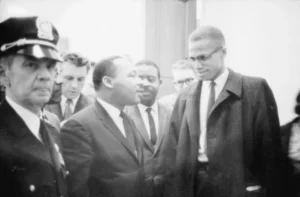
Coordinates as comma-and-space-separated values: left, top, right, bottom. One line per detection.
164, 25, 287, 197
0, 16, 68, 197
125, 60, 172, 197
61, 56, 145, 197
45, 52, 93, 122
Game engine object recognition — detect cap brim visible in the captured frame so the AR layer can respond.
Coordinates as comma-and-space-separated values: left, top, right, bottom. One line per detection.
15, 45, 63, 62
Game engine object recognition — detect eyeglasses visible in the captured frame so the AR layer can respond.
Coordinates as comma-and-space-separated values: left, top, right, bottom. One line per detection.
189, 46, 224, 62
173, 78, 195, 88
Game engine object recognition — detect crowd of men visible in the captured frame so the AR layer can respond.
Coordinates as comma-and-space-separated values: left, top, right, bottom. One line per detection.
0, 16, 299, 197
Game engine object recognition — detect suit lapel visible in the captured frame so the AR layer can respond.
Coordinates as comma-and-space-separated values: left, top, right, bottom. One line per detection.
154, 103, 168, 154
208, 70, 242, 119
127, 106, 154, 152
185, 82, 202, 139
48, 103, 63, 121
93, 102, 139, 161
74, 94, 83, 114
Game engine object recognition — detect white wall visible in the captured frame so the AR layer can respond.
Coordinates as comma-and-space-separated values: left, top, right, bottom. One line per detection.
197, 0, 300, 124
0, 0, 145, 62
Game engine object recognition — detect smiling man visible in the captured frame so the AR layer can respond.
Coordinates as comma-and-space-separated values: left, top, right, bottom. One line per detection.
45, 52, 93, 121
164, 25, 287, 197
125, 60, 172, 197
0, 16, 68, 197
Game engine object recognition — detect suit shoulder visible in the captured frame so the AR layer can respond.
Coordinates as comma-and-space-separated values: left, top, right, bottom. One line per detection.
69, 104, 95, 122
80, 94, 94, 105
242, 75, 267, 86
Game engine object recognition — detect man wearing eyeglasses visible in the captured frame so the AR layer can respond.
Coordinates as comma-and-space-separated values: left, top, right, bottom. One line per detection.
159, 59, 197, 110
163, 26, 287, 197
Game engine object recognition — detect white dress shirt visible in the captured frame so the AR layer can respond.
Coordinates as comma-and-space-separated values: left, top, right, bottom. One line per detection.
289, 122, 300, 161
97, 98, 126, 137
198, 68, 229, 162
6, 96, 42, 141
137, 102, 159, 139
60, 95, 80, 115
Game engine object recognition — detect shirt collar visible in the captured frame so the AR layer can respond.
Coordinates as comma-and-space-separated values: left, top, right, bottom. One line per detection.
202, 67, 229, 87
96, 98, 122, 119
61, 94, 81, 106
138, 101, 158, 114
5, 96, 41, 137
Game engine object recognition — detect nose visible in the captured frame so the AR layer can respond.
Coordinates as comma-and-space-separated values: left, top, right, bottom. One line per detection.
70, 79, 79, 88
37, 66, 54, 82
194, 60, 204, 69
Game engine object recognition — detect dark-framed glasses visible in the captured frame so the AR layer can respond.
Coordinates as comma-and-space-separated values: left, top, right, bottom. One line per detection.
189, 46, 224, 62
173, 77, 195, 87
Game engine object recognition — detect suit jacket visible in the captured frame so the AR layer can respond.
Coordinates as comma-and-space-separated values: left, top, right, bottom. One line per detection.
61, 101, 145, 197
43, 109, 60, 131
0, 99, 68, 197
45, 94, 93, 121
125, 102, 172, 197
163, 69, 287, 197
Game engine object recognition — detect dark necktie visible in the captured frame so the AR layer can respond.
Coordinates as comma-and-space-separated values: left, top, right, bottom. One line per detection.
207, 81, 216, 118
146, 107, 157, 146
63, 99, 73, 120
120, 111, 137, 152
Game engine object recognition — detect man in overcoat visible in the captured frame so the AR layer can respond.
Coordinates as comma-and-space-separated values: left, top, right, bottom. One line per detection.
164, 25, 287, 197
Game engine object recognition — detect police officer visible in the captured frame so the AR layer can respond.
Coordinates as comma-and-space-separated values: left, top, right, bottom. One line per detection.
0, 16, 68, 197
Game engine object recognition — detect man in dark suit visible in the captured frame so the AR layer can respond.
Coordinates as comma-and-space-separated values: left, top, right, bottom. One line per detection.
164, 26, 286, 197
61, 56, 145, 197
45, 52, 92, 121
0, 16, 68, 197
125, 60, 172, 197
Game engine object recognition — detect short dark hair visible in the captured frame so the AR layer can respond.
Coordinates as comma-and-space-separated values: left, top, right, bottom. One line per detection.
134, 60, 160, 79
62, 52, 90, 72
295, 91, 300, 115
93, 55, 123, 90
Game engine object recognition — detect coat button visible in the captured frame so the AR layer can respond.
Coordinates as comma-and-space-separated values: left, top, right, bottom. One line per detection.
29, 184, 35, 192
66, 171, 70, 175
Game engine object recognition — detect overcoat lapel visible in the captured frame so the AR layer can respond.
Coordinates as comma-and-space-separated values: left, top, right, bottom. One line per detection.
93, 102, 139, 162
208, 70, 242, 119
185, 82, 202, 139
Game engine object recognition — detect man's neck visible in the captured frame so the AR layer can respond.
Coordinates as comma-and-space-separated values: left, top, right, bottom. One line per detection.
96, 92, 124, 111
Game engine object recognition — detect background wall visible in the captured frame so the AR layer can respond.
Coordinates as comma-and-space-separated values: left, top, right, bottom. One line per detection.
197, 0, 300, 124
0, 0, 145, 62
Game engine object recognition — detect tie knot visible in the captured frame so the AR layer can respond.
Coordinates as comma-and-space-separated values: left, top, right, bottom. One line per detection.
146, 107, 152, 113
120, 111, 126, 118
66, 99, 73, 104
210, 81, 216, 87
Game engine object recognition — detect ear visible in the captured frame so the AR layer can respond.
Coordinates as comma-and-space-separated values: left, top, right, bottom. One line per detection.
0, 64, 10, 87
222, 47, 227, 56
102, 76, 114, 89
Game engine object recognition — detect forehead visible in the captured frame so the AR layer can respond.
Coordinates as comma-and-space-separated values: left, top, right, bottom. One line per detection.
188, 38, 222, 57
135, 64, 158, 76
113, 58, 134, 73
172, 68, 196, 81
61, 61, 88, 76
10, 55, 55, 67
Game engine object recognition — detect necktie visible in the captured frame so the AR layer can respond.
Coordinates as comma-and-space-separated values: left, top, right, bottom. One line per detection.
120, 111, 137, 152
146, 107, 157, 146
207, 81, 216, 118
63, 99, 73, 120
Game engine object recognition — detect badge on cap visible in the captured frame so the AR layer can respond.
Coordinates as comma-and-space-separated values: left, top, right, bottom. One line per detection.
36, 17, 54, 41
